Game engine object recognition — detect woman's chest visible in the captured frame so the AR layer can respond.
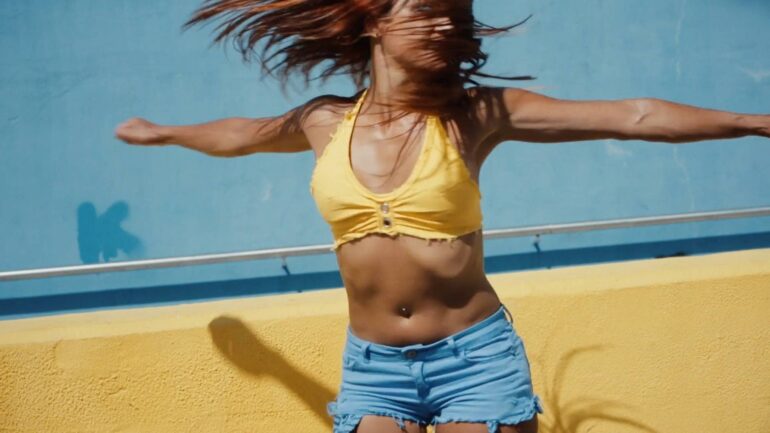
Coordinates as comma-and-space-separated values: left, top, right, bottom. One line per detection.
307, 109, 486, 189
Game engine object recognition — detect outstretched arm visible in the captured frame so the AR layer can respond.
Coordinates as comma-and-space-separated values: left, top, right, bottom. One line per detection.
115, 105, 310, 157
486, 87, 769, 145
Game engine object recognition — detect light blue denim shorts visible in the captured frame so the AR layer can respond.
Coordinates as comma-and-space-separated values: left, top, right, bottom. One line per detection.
327, 304, 544, 433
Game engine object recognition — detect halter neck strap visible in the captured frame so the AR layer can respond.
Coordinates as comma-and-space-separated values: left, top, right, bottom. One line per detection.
348, 88, 368, 120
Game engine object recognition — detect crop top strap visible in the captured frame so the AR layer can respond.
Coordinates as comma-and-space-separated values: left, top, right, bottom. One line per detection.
347, 88, 369, 121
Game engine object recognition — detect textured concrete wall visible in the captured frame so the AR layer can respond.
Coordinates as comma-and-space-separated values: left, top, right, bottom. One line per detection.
1, 248, 769, 433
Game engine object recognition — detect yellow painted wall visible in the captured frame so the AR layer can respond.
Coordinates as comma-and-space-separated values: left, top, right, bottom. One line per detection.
1, 249, 769, 433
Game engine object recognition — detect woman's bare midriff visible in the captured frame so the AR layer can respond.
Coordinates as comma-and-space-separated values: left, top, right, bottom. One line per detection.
308, 91, 502, 347
335, 228, 502, 347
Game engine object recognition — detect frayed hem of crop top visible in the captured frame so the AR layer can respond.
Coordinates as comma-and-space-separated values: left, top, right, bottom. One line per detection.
310, 87, 484, 252
329, 227, 482, 252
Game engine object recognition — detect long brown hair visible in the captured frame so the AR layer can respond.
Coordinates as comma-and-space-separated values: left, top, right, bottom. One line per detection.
182, 0, 534, 115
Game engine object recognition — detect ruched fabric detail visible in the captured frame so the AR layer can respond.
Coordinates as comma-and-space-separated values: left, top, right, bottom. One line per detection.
309, 88, 483, 251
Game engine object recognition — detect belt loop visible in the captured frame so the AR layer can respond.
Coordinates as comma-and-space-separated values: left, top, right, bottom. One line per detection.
361, 342, 371, 363
501, 303, 514, 324
446, 337, 462, 359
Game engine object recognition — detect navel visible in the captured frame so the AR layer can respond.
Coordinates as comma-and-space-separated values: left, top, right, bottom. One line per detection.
398, 306, 412, 318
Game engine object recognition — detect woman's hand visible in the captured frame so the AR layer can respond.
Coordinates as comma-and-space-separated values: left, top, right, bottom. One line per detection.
114, 117, 166, 146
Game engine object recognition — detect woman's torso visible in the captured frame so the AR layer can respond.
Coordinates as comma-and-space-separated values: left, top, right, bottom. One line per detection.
303, 88, 503, 346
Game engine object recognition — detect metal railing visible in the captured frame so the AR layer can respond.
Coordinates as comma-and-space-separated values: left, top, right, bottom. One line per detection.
1, 206, 769, 282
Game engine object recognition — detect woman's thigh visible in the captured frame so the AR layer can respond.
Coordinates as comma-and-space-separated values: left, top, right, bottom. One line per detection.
356, 415, 428, 433
435, 415, 538, 433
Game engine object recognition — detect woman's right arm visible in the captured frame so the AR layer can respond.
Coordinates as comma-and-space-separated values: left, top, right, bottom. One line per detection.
114, 108, 310, 157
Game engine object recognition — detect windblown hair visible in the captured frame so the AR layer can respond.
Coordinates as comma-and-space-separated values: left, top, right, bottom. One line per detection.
183, 0, 534, 115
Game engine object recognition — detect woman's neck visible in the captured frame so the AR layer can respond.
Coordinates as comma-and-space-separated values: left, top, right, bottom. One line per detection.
364, 38, 465, 121
364, 40, 419, 123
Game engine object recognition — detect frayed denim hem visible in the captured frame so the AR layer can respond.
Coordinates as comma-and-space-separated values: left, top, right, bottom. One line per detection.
430, 395, 545, 433
327, 401, 428, 433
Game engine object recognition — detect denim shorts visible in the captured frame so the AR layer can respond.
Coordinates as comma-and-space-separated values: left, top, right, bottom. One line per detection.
327, 304, 544, 433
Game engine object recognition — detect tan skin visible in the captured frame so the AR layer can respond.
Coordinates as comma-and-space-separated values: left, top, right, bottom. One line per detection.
115, 1, 769, 431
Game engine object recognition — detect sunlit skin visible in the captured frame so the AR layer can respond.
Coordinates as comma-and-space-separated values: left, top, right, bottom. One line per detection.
115, 1, 769, 431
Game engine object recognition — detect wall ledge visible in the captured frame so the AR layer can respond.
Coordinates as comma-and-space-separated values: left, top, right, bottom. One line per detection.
1, 248, 768, 345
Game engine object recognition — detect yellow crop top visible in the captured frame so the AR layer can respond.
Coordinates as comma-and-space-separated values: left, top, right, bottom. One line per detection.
309, 88, 483, 251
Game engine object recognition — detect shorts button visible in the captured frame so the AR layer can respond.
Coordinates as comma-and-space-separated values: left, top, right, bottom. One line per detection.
405, 350, 417, 359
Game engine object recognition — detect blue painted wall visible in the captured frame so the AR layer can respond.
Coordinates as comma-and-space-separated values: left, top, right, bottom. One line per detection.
1, 0, 768, 318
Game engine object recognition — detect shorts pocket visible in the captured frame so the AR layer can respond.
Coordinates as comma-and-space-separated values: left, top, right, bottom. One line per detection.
463, 330, 518, 362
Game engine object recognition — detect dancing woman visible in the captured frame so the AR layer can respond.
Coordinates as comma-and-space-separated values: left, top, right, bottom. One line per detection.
115, 1, 769, 432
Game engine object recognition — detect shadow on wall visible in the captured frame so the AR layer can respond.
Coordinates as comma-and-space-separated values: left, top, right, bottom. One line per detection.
521, 315, 661, 433
208, 315, 336, 430
534, 343, 659, 433
207, 315, 663, 433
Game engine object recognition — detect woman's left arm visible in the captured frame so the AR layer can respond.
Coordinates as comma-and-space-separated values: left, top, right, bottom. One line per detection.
486, 87, 769, 145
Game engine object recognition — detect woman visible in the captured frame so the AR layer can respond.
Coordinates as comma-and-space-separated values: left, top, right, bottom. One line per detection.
114, 1, 769, 432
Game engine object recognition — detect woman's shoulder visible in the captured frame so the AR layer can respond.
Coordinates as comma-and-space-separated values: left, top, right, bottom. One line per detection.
297, 91, 362, 128
462, 85, 507, 114
436, 86, 506, 126
294, 91, 362, 152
